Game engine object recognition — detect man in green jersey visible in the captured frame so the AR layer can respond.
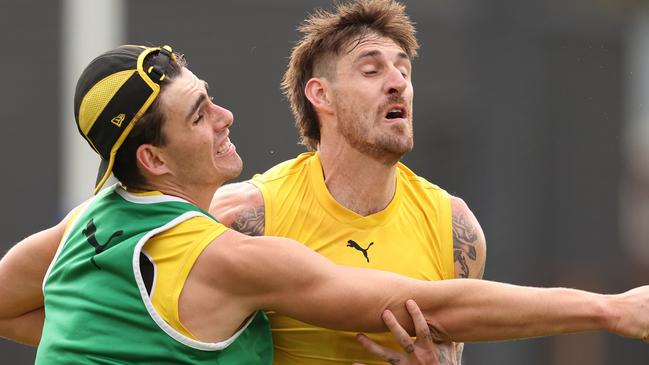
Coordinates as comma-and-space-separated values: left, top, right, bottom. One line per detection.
1, 44, 649, 365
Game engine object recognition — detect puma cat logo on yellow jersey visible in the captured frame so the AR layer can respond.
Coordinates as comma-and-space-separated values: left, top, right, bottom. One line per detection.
346, 239, 374, 263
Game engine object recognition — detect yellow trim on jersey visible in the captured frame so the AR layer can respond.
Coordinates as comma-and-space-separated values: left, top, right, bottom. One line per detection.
61, 204, 89, 240
125, 190, 228, 339
143, 215, 227, 339
129, 190, 165, 196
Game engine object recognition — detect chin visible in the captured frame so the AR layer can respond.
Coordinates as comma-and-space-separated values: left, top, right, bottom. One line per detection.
374, 142, 413, 165
225, 162, 244, 180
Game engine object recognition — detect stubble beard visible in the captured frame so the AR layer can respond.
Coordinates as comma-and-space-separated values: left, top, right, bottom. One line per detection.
336, 102, 413, 166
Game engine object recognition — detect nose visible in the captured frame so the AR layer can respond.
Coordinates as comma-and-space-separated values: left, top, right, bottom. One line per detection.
384, 66, 408, 96
209, 103, 234, 130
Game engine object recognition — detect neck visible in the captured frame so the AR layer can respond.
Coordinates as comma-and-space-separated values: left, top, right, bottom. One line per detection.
317, 142, 398, 216
131, 179, 219, 211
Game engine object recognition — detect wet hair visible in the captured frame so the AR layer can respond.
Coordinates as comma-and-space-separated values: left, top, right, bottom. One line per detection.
282, 0, 419, 150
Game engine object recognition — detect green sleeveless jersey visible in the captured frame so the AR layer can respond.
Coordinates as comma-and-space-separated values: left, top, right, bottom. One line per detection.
36, 185, 273, 364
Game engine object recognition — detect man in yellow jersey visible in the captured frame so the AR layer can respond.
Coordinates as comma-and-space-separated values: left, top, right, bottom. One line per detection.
3, 42, 649, 365
208, 0, 475, 363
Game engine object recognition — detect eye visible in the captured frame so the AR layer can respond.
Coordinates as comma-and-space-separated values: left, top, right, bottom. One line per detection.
193, 113, 204, 125
363, 70, 378, 76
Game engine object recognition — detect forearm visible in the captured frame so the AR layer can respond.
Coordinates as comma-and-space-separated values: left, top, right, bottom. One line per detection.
240, 236, 636, 343
287, 270, 615, 342
412, 279, 611, 342
0, 307, 44, 346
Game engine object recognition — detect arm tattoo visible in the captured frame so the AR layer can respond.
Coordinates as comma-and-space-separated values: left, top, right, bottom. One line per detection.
231, 207, 265, 236
452, 209, 478, 278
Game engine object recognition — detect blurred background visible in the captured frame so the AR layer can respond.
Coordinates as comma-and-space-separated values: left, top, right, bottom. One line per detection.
1, 0, 649, 363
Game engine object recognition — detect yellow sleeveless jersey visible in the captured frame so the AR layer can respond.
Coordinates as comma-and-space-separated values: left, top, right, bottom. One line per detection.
250, 152, 454, 365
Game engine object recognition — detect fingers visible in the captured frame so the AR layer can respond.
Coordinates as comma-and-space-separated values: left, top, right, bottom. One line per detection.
382, 309, 415, 353
356, 333, 401, 364
406, 299, 433, 343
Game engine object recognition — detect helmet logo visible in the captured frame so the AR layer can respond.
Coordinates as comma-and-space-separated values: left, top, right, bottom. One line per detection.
111, 113, 126, 127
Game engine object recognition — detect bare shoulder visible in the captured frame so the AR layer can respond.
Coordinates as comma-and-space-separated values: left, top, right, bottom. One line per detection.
210, 182, 265, 236
8, 201, 84, 260
450, 196, 487, 279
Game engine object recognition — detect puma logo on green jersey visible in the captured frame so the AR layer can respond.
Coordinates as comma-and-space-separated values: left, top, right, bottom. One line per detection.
83, 218, 123, 269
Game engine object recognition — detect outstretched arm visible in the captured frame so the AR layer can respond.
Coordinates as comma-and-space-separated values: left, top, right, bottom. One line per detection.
209, 187, 649, 343
205, 230, 649, 343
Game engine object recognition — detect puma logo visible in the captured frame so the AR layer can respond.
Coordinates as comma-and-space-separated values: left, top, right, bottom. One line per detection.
83, 218, 123, 270
347, 239, 374, 263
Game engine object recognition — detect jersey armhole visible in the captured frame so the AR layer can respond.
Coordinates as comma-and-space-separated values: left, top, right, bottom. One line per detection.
42, 199, 95, 292
439, 191, 455, 280
133, 211, 250, 351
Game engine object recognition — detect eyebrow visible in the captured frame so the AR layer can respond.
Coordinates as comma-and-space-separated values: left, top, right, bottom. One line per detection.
354, 49, 410, 63
185, 80, 210, 120
186, 94, 207, 121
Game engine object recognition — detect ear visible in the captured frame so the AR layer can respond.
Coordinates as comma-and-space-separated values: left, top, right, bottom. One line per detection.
135, 144, 171, 177
305, 77, 334, 115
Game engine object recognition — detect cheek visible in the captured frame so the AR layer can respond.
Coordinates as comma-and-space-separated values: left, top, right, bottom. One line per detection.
188, 128, 212, 148
172, 134, 210, 163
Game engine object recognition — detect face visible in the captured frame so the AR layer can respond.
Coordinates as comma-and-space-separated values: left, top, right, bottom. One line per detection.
329, 34, 414, 165
156, 67, 242, 188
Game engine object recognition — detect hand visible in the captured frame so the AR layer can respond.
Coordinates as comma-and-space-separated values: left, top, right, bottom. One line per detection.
354, 299, 458, 364
609, 286, 649, 343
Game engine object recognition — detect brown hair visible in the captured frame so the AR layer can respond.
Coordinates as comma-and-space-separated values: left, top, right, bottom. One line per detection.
112, 52, 187, 189
282, 0, 419, 150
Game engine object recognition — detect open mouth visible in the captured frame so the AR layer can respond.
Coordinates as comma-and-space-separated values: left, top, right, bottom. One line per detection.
385, 107, 406, 120
216, 138, 232, 156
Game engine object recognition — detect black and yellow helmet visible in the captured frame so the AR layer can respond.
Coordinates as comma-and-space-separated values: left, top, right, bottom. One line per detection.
74, 44, 175, 194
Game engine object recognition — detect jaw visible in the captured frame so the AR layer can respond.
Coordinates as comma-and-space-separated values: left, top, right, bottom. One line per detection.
214, 150, 243, 182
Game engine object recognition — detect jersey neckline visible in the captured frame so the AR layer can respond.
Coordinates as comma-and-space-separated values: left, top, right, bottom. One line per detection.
308, 152, 402, 228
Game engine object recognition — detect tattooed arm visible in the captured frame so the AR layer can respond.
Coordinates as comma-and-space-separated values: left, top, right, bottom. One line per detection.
451, 196, 486, 280
210, 182, 266, 236
450, 197, 486, 364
